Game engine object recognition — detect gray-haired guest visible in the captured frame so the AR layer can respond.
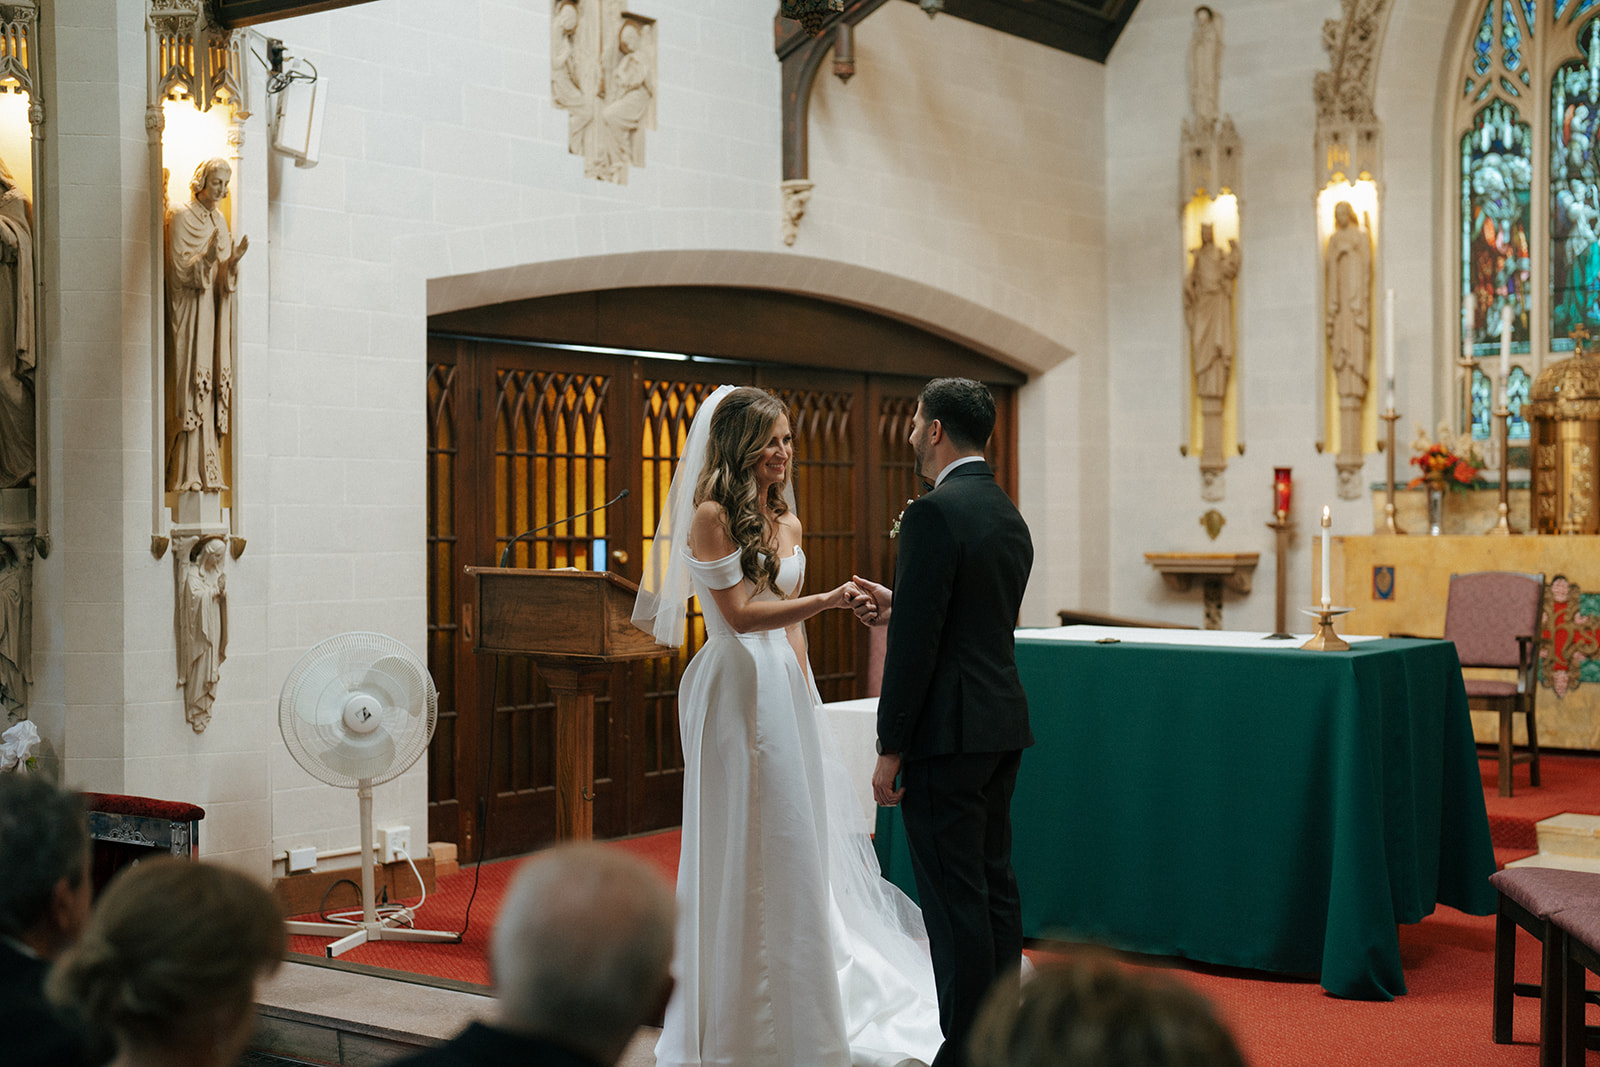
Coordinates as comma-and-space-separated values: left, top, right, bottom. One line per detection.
391, 843, 675, 1067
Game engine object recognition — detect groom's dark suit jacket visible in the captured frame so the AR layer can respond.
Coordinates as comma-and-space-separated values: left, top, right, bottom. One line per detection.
877, 461, 1034, 759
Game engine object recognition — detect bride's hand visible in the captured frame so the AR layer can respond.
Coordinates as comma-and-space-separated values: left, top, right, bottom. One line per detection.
825, 581, 859, 611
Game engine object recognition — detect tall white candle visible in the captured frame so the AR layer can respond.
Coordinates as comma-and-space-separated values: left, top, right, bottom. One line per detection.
1321, 506, 1332, 610
1499, 304, 1512, 406
1384, 288, 1396, 411
1463, 294, 1474, 360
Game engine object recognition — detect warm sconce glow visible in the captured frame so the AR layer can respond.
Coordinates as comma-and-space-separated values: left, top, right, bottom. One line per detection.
0, 87, 30, 203
1316, 178, 1378, 245
1182, 192, 1239, 263
161, 100, 233, 213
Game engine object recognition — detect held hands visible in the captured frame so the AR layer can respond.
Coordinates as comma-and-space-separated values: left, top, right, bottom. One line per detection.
847, 574, 892, 627
824, 581, 861, 611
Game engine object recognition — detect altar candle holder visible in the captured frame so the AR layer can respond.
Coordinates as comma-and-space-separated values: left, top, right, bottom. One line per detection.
1300, 606, 1352, 652
1380, 409, 1404, 535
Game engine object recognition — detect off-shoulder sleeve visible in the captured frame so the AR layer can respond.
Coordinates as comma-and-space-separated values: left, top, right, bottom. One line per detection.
686, 548, 745, 591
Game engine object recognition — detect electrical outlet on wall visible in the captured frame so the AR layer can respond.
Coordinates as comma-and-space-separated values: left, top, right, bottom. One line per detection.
380, 825, 411, 863
287, 846, 317, 873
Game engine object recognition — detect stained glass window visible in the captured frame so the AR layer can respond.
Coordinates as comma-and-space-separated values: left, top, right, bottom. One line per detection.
1508, 365, 1532, 437
1463, 99, 1532, 357
1470, 366, 1494, 439
1549, 19, 1600, 347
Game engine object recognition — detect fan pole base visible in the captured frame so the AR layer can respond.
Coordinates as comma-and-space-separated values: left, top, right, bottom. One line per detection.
287, 913, 461, 959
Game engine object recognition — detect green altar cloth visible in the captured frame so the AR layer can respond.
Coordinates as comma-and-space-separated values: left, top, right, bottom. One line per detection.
873, 632, 1498, 1000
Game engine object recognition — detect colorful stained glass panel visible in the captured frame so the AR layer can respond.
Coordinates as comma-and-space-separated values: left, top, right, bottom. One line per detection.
1550, 19, 1600, 348
1463, 99, 1532, 357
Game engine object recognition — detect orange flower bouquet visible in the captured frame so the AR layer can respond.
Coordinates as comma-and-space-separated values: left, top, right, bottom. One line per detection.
1407, 423, 1484, 492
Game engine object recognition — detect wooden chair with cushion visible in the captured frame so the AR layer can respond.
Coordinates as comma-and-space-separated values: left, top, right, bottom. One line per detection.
1490, 867, 1600, 1065
1443, 571, 1545, 797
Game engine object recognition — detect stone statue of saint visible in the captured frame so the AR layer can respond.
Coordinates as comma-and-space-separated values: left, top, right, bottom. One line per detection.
1185, 223, 1241, 401
176, 536, 227, 733
1325, 201, 1372, 401
166, 158, 247, 493
1185, 222, 1240, 498
1189, 6, 1223, 130
1325, 201, 1373, 496
0, 155, 34, 490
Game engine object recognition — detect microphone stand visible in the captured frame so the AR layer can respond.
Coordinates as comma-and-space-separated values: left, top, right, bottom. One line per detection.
498, 489, 630, 568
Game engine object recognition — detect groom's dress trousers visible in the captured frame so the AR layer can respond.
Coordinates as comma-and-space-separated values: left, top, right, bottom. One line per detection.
876, 461, 1033, 1067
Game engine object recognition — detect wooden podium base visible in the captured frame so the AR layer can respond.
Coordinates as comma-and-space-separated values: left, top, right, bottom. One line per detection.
537, 662, 609, 842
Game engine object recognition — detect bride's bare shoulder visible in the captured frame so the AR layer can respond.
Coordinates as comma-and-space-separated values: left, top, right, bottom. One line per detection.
691, 500, 735, 556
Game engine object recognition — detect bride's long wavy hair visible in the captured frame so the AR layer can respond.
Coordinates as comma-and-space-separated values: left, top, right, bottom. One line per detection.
693, 387, 791, 594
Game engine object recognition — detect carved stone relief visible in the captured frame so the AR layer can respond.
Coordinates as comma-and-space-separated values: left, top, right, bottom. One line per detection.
781, 179, 813, 247
0, 534, 31, 717
1313, 0, 1388, 188
552, 0, 657, 185
174, 534, 227, 733
1325, 200, 1373, 499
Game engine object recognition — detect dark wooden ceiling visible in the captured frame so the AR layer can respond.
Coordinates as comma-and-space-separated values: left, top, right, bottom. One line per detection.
901, 0, 1142, 64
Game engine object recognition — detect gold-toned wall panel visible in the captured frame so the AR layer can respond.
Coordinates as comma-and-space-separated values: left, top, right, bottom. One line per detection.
1332, 534, 1600, 751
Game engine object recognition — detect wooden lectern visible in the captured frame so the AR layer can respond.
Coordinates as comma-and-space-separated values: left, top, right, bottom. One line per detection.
464, 567, 670, 841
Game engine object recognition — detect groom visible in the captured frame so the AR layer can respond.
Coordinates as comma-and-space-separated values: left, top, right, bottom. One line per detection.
850, 377, 1033, 1067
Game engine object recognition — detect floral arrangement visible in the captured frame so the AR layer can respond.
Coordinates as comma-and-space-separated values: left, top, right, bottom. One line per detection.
889, 499, 914, 539
1408, 422, 1484, 492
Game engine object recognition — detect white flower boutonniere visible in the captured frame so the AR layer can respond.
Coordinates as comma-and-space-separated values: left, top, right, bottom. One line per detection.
889, 499, 914, 539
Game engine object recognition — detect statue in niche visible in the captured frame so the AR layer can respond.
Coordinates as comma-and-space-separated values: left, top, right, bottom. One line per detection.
552, 0, 656, 184
1185, 222, 1241, 497
0, 537, 31, 717
1325, 200, 1373, 497
0, 156, 33, 491
176, 536, 227, 733
166, 158, 247, 494
1188, 6, 1223, 132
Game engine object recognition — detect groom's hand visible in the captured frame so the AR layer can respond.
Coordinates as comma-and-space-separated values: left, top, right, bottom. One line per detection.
849, 575, 893, 627
872, 753, 904, 806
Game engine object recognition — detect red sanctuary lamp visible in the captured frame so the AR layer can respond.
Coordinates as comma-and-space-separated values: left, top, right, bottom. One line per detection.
1273, 467, 1292, 520
1267, 468, 1293, 638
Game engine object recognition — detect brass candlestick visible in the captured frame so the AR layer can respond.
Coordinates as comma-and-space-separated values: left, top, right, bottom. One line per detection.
1265, 511, 1293, 639
1380, 409, 1404, 535
1490, 396, 1513, 535
1300, 606, 1352, 651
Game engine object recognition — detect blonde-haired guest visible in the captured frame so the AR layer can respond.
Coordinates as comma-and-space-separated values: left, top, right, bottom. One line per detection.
47, 859, 285, 1067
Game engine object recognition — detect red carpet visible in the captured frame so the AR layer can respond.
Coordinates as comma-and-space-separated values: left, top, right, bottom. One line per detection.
285, 749, 1600, 1064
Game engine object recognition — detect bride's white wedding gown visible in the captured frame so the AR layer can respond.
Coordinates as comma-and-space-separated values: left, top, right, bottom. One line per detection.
654, 546, 943, 1067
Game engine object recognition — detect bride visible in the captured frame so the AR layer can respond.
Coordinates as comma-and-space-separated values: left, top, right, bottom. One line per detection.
633, 386, 943, 1067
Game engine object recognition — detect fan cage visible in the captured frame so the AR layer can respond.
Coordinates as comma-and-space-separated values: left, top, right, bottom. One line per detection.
278, 631, 438, 789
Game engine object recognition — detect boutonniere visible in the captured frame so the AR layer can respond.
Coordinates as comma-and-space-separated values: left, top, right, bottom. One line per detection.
889, 499, 914, 539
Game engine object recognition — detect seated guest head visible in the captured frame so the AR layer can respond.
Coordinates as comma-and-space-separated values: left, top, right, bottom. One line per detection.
0, 774, 91, 960
490, 843, 675, 1065
968, 953, 1247, 1067
46, 859, 286, 1067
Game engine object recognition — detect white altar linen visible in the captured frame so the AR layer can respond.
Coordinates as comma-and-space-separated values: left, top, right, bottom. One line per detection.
1016, 624, 1383, 647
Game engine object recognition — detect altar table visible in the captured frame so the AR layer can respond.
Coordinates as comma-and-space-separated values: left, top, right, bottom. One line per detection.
873, 626, 1498, 1000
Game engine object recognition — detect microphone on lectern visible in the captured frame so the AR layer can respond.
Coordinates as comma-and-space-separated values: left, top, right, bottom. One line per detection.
498, 489, 630, 568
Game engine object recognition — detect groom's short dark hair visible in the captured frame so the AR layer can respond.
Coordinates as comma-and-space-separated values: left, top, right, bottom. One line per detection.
918, 378, 995, 452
